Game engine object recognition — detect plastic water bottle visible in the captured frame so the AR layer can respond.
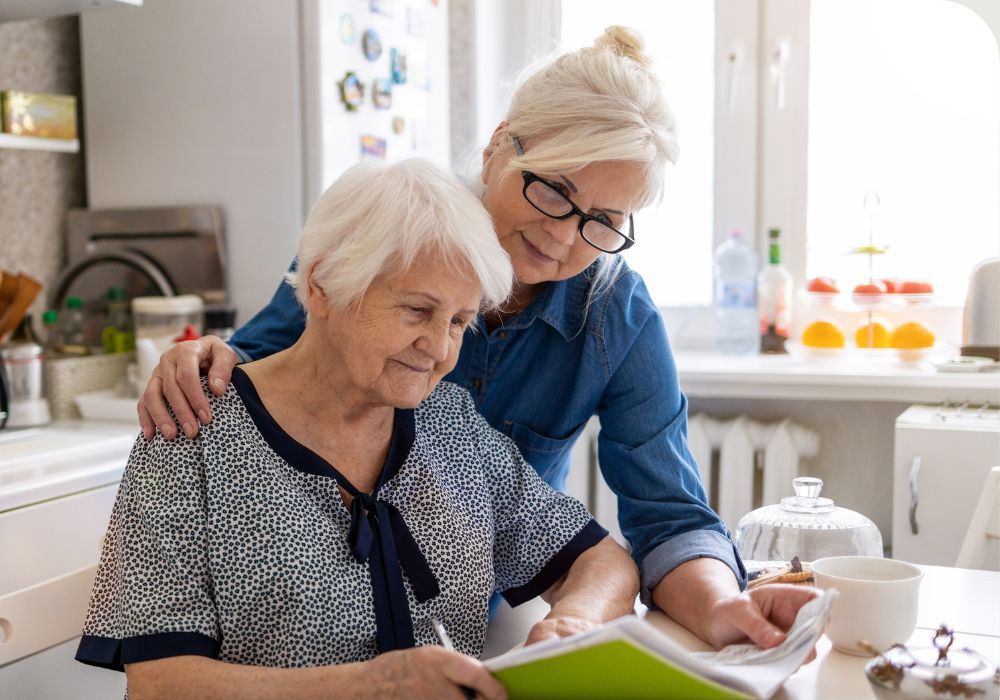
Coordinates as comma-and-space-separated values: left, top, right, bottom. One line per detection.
714, 231, 760, 355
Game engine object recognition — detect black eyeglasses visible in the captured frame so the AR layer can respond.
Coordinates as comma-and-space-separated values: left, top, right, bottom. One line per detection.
511, 136, 635, 254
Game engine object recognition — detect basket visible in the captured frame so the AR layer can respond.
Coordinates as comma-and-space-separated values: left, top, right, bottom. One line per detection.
45, 352, 134, 419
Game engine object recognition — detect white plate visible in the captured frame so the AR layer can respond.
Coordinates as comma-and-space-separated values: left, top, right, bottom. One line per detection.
933, 356, 997, 373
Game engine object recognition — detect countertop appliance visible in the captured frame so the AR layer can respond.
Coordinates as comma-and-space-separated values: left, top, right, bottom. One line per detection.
962, 257, 1000, 360
892, 402, 1000, 567
0, 421, 133, 697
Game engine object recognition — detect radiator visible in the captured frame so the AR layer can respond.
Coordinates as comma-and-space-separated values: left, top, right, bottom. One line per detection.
688, 414, 820, 531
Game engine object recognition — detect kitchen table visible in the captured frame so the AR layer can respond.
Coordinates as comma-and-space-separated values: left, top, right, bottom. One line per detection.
642, 564, 1000, 699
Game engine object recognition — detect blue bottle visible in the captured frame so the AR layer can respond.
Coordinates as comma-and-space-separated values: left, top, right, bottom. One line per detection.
714, 231, 760, 355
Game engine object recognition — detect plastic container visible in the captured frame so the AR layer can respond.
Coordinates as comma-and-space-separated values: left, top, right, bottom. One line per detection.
59, 295, 87, 354
734, 477, 884, 562
132, 295, 204, 385
714, 231, 759, 355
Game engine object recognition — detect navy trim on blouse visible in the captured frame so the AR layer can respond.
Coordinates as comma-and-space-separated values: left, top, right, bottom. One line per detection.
502, 519, 609, 607
76, 632, 219, 672
230, 365, 438, 653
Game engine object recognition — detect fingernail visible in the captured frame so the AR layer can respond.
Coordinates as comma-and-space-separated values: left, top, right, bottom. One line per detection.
159, 423, 174, 438
212, 377, 225, 390
198, 410, 211, 424
767, 630, 784, 643
182, 422, 195, 438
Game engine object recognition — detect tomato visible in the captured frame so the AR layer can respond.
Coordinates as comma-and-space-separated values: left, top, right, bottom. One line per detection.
899, 280, 933, 294
807, 276, 839, 293
880, 278, 902, 293
853, 281, 887, 295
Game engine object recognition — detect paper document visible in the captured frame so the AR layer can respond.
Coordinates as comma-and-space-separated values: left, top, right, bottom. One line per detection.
485, 589, 837, 700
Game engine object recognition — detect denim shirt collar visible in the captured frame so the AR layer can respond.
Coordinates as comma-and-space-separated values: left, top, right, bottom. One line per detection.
490, 263, 597, 340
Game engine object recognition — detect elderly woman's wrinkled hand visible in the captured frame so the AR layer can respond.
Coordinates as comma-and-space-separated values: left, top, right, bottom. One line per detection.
138, 335, 238, 441
705, 584, 821, 657
365, 646, 507, 700
524, 614, 602, 646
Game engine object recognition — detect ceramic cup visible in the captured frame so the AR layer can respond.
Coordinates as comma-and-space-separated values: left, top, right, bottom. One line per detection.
812, 556, 923, 656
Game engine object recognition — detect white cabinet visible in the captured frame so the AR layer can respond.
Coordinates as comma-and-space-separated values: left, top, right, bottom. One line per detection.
892, 404, 1000, 566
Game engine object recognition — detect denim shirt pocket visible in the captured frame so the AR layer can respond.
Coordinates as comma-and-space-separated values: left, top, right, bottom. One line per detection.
504, 421, 587, 485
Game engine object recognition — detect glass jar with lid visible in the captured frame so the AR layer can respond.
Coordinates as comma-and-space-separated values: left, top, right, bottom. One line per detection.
735, 476, 883, 562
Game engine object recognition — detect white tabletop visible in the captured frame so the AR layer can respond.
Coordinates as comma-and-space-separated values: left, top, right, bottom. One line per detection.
647, 564, 1000, 699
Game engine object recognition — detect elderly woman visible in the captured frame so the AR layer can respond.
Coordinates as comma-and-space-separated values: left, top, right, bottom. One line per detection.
140, 26, 817, 651
76, 159, 638, 699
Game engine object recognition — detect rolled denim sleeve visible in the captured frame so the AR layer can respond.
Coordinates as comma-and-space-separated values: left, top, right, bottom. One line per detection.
228, 259, 306, 362
595, 274, 747, 606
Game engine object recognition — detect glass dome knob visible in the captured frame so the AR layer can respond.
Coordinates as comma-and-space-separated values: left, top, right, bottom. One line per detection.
793, 477, 823, 500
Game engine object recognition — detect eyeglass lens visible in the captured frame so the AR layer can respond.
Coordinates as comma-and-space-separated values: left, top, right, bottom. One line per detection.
524, 180, 628, 252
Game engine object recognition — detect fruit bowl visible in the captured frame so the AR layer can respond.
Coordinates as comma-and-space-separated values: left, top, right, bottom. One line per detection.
804, 291, 840, 307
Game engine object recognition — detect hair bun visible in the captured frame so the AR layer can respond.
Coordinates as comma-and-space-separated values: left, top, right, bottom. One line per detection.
594, 25, 650, 69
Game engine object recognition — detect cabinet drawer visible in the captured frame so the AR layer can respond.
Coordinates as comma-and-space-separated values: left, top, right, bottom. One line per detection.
0, 484, 118, 597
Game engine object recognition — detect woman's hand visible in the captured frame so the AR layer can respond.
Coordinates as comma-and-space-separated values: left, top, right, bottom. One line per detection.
137, 335, 239, 441
525, 614, 602, 646
704, 584, 820, 650
365, 646, 507, 700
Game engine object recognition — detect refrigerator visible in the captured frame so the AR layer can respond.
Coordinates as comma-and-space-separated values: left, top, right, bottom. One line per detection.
81, 0, 451, 326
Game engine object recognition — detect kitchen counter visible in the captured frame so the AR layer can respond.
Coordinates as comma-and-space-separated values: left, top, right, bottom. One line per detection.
675, 350, 1000, 403
0, 420, 137, 512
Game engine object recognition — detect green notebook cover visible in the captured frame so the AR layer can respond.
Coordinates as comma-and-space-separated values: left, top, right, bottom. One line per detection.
492, 639, 750, 700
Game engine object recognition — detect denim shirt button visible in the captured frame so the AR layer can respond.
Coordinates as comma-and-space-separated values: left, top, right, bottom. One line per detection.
473, 377, 483, 390
496, 331, 508, 340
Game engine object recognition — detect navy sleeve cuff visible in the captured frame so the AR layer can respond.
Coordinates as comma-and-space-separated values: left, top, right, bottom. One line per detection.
502, 519, 609, 607
76, 632, 219, 672
639, 529, 748, 607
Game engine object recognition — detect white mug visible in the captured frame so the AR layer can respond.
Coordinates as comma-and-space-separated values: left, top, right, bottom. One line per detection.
812, 556, 923, 656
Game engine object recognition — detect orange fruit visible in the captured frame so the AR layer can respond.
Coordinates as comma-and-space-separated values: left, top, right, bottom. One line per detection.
802, 320, 846, 348
855, 318, 893, 348
890, 322, 935, 349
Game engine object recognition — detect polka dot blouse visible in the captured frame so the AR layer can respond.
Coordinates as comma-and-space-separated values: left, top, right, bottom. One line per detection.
76, 368, 606, 673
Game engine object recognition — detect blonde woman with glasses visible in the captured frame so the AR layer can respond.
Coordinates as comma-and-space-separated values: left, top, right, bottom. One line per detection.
139, 27, 818, 655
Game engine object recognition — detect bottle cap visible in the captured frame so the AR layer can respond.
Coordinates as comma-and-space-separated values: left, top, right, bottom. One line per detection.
107, 287, 127, 301
66, 296, 82, 309
42, 309, 59, 324
768, 228, 781, 239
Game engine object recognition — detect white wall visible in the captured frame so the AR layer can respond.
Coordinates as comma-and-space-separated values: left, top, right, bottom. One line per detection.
80, 0, 304, 326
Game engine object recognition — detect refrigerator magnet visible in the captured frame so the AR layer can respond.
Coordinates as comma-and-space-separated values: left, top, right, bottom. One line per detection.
390, 48, 407, 84
362, 29, 383, 61
339, 72, 365, 111
370, 0, 395, 17
372, 79, 393, 109
361, 134, 387, 161
392, 115, 405, 134
339, 14, 356, 44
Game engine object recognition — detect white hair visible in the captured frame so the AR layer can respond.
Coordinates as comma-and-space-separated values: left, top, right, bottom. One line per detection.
286, 159, 512, 313
499, 26, 680, 307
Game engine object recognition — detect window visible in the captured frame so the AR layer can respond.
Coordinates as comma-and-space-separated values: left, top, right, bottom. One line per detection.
806, 0, 1000, 305
561, 1, 716, 306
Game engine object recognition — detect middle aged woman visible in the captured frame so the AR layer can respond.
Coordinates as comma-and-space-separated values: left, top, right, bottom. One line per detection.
76, 159, 638, 699
138, 26, 818, 651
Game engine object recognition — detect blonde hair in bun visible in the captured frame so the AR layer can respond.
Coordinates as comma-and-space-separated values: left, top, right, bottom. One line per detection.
594, 25, 651, 69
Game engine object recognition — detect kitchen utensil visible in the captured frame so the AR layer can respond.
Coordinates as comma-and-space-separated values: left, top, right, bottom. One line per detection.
0, 269, 19, 309
0, 273, 42, 340
812, 555, 922, 656
734, 477, 884, 562
962, 257, 999, 361
864, 625, 999, 699
0, 342, 51, 428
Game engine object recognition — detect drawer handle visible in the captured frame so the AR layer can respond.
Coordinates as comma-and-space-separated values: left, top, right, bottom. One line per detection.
908, 456, 922, 535
0, 618, 11, 644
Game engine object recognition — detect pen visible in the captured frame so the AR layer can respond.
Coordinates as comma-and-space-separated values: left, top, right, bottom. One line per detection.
430, 617, 476, 700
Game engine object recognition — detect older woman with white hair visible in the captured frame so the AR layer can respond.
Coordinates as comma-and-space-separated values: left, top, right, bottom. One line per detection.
76, 159, 638, 699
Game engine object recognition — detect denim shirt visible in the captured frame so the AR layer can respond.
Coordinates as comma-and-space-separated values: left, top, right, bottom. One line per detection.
230, 260, 747, 603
